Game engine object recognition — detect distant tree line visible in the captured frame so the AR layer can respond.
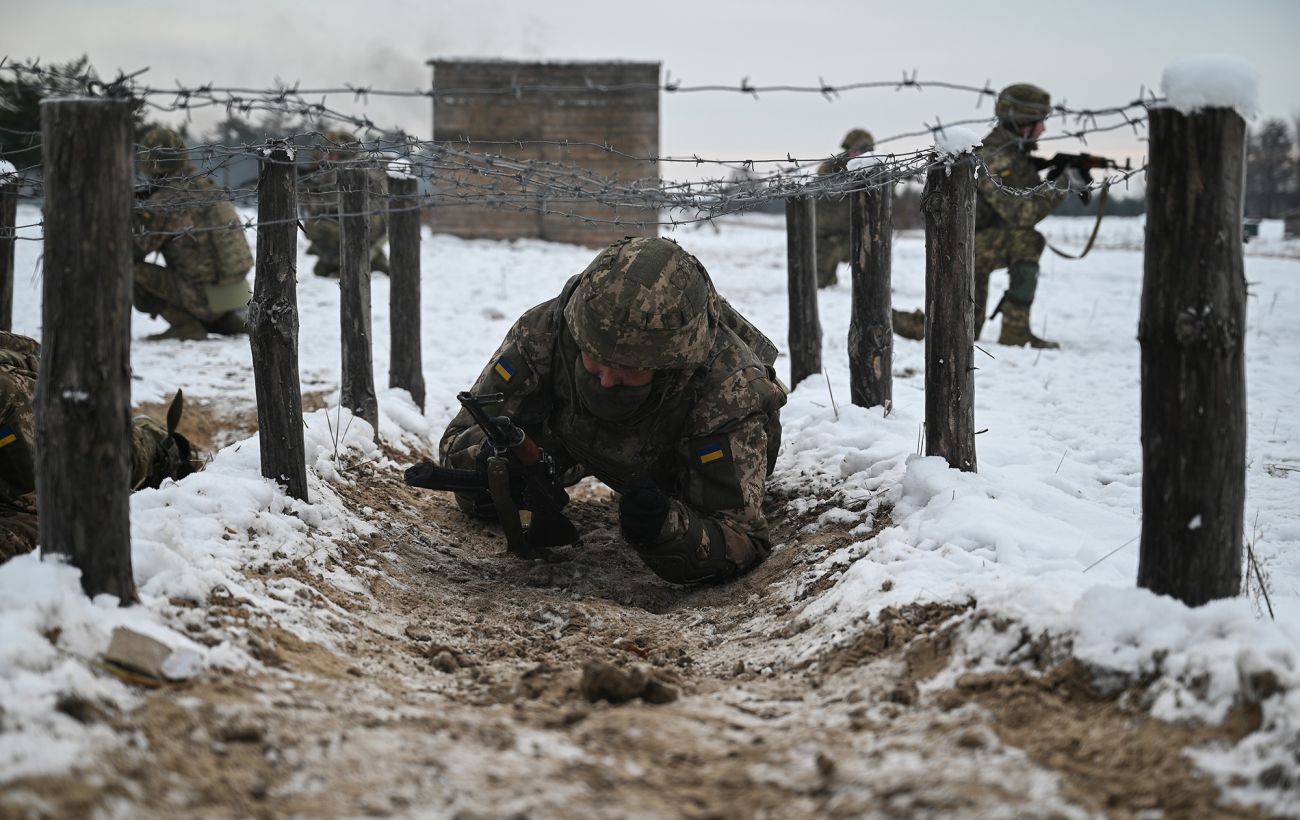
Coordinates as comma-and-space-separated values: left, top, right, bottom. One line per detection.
1245, 117, 1299, 218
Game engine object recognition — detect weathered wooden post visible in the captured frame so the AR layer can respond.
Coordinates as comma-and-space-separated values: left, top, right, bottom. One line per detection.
848, 171, 893, 409
1138, 105, 1247, 605
785, 194, 821, 388
922, 153, 977, 472
339, 165, 379, 441
249, 142, 309, 501
0, 167, 16, 332
36, 98, 135, 601
387, 173, 425, 411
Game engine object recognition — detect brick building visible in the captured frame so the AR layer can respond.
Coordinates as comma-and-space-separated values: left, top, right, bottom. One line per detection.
427, 59, 660, 247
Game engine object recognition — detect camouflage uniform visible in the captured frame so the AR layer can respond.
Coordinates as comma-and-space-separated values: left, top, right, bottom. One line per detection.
133, 127, 253, 340
300, 131, 389, 279
973, 84, 1064, 347
892, 84, 1064, 347
439, 237, 787, 585
0, 333, 196, 563
815, 129, 875, 288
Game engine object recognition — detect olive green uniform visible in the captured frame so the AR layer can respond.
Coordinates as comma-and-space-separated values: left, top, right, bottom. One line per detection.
440, 238, 786, 585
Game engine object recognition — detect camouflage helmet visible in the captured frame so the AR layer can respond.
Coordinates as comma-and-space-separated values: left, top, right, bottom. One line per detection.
995, 83, 1052, 126
841, 128, 875, 152
138, 125, 190, 177
563, 237, 719, 370
317, 129, 360, 161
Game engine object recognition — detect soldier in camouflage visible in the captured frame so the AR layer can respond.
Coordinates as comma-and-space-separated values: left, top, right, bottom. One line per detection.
439, 237, 787, 585
815, 129, 874, 288
299, 130, 389, 279
973, 83, 1064, 348
0, 332, 198, 564
893, 83, 1066, 348
133, 126, 254, 341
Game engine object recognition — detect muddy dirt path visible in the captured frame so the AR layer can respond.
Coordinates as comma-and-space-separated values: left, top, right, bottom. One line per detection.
2, 408, 1267, 819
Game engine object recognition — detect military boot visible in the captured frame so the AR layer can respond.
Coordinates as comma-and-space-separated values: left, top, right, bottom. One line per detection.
148, 310, 207, 341
892, 308, 925, 341
997, 302, 1060, 349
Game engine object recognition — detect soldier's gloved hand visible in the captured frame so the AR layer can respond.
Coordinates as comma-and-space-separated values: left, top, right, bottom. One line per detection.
404, 460, 438, 487
619, 476, 670, 547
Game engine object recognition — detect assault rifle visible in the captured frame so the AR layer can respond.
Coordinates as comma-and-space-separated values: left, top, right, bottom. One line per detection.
404, 391, 577, 559
1032, 152, 1132, 204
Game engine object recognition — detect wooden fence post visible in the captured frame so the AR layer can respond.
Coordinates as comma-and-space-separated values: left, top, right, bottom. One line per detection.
0, 172, 15, 332
922, 154, 977, 472
848, 175, 893, 409
249, 142, 309, 501
785, 195, 821, 388
36, 98, 135, 601
387, 173, 425, 411
339, 165, 379, 441
1137, 106, 1247, 606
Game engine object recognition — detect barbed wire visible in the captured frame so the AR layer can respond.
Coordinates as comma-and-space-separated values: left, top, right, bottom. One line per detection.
1, 60, 1150, 241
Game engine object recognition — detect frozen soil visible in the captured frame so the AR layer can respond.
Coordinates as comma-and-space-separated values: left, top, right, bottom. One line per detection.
0, 413, 1272, 820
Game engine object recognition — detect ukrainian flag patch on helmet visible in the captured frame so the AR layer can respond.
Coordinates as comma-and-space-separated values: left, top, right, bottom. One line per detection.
493, 357, 516, 382
696, 443, 726, 465
0, 426, 16, 449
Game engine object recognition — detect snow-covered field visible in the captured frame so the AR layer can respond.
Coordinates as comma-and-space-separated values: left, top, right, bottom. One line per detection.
2, 206, 1298, 813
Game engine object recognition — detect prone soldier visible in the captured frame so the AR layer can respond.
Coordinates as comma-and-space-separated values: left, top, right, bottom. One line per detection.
420, 237, 787, 585
0, 332, 198, 564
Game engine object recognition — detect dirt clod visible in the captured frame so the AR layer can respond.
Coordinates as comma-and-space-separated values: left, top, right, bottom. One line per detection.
579, 661, 679, 704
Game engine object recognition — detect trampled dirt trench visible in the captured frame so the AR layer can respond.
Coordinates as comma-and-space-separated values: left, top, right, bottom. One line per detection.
1, 402, 1274, 819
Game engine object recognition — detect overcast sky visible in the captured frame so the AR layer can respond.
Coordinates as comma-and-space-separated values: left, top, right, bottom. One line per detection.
5, 0, 1298, 183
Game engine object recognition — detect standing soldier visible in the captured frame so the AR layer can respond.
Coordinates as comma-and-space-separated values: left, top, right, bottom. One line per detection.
422, 237, 787, 586
815, 128, 874, 288
299, 130, 389, 279
0, 332, 197, 564
974, 83, 1065, 348
894, 83, 1066, 347
133, 126, 253, 341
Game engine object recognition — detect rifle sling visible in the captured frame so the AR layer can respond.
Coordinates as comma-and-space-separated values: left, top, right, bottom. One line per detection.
1046, 183, 1108, 260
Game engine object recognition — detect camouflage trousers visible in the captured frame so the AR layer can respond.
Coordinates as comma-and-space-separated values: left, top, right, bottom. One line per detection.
815, 232, 849, 288
303, 218, 389, 278
134, 261, 251, 327
974, 226, 1047, 327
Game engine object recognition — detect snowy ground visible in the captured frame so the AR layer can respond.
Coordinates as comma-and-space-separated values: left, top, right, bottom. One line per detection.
2, 206, 1298, 817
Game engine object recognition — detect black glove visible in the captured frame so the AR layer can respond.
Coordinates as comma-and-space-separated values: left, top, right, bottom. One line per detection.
619, 476, 671, 546
404, 460, 439, 488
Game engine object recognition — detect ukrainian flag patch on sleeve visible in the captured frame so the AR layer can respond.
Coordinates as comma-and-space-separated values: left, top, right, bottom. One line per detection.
0, 426, 16, 449
696, 442, 726, 465
493, 357, 516, 383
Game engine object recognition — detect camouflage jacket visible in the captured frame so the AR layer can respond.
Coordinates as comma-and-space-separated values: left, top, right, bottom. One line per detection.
975, 125, 1065, 231
299, 163, 389, 235
134, 174, 253, 287
440, 276, 786, 579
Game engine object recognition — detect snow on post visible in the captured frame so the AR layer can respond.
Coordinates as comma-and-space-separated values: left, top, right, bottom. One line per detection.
1161, 55, 1260, 120
1138, 57, 1251, 605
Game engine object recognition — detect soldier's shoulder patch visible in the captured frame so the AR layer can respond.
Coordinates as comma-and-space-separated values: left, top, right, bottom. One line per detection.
0, 426, 16, 449
686, 434, 744, 510
493, 356, 518, 383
